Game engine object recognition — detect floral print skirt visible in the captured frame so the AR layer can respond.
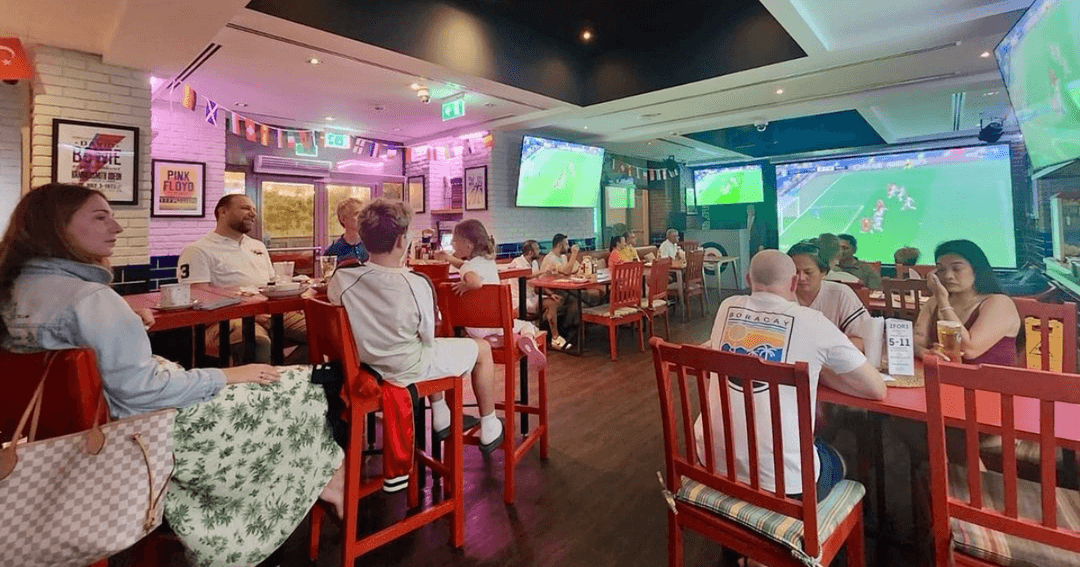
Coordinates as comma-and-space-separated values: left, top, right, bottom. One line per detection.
163, 363, 343, 567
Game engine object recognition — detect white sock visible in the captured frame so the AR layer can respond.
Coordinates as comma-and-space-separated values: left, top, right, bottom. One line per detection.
480, 412, 502, 445
431, 398, 450, 432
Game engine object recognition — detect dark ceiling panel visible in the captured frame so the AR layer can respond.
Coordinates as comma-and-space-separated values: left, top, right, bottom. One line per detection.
685, 111, 886, 158
246, 0, 806, 106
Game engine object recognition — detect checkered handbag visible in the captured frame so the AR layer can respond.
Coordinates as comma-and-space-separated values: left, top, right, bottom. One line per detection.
0, 358, 176, 567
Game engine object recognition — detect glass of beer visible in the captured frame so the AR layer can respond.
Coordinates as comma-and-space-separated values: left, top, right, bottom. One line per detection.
319, 255, 338, 281
937, 320, 963, 362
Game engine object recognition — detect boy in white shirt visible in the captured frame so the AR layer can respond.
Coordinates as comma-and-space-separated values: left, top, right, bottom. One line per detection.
329, 199, 504, 453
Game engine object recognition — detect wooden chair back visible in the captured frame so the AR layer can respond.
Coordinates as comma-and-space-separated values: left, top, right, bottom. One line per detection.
648, 258, 672, 305
650, 338, 822, 557
839, 281, 872, 311
436, 283, 514, 339
924, 357, 1080, 564
303, 299, 380, 399
911, 265, 936, 279
882, 277, 929, 321
680, 240, 700, 254
410, 262, 451, 283
1013, 298, 1077, 373
867, 261, 881, 276
0, 348, 107, 441
610, 261, 645, 314
685, 250, 705, 288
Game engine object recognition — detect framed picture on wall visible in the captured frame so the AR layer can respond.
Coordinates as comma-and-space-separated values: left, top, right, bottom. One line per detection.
464, 165, 487, 211
407, 175, 426, 213
51, 119, 140, 205
151, 159, 206, 217
382, 181, 404, 201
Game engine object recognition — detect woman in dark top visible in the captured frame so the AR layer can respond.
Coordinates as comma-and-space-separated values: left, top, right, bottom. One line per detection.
914, 239, 1020, 365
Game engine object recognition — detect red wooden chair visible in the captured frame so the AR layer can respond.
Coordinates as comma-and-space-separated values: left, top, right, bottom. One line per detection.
437, 282, 549, 504
410, 261, 451, 283
1, 348, 110, 567
680, 239, 700, 254
642, 257, 672, 340
924, 357, 1080, 567
882, 277, 929, 321
867, 261, 882, 276
303, 299, 465, 565
650, 338, 866, 567
683, 249, 707, 320
583, 261, 645, 361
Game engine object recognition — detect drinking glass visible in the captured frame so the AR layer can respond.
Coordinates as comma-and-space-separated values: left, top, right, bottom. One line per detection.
319, 255, 338, 280
937, 319, 963, 361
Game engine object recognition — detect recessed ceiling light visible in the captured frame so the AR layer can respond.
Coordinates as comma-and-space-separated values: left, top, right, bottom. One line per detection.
373, 105, 386, 112
980, 51, 991, 58
583, 126, 588, 130
483, 102, 496, 107
410, 83, 421, 90
775, 88, 784, 95
235, 102, 248, 107
581, 29, 593, 42
639, 112, 661, 120
393, 127, 401, 131
308, 57, 321, 65
647, 142, 652, 145
324, 116, 335, 121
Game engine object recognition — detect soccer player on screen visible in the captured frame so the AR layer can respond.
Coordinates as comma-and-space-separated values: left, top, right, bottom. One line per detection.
872, 208, 885, 233
902, 196, 916, 211
860, 218, 872, 233
886, 183, 897, 199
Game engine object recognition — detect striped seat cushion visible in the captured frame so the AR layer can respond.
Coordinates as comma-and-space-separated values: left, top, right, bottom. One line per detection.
582, 305, 639, 318
640, 298, 667, 309
675, 478, 864, 561
980, 437, 1077, 489
948, 464, 1080, 567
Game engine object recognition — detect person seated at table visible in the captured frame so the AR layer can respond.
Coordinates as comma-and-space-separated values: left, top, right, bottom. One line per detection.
837, 234, 882, 289
658, 229, 685, 261
509, 240, 572, 351
696, 250, 886, 503
541, 233, 581, 275
177, 194, 306, 362
439, 219, 548, 368
914, 239, 1020, 365
788, 240, 871, 351
323, 196, 370, 264
607, 234, 628, 267
620, 231, 641, 262
817, 233, 861, 285
894, 246, 921, 279
0, 183, 345, 566
329, 199, 505, 453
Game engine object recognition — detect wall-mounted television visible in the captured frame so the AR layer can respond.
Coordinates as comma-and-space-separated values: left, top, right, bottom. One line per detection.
606, 185, 635, 209
692, 164, 765, 205
775, 145, 1016, 267
516, 136, 605, 208
995, 0, 1080, 171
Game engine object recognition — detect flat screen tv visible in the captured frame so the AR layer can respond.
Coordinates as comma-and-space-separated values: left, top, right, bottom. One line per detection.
606, 186, 635, 209
995, 0, 1080, 171
693, 164, 765, 205
516, 136, 605, 207
775, 145, 1017, 267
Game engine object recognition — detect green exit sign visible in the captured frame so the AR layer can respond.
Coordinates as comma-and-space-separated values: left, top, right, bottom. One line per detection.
441, 96, 465, 121
324, 131, 350, 149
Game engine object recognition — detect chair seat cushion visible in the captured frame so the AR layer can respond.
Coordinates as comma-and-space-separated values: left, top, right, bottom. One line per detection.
980, 438, 1077, 488
947, 464, 1080, 567
675, 477, 865, 558
641, 298, 667, 309
582, 304, 639, 318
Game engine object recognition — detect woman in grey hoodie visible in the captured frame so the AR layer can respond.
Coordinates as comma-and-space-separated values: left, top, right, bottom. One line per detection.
1, 184, 344, 567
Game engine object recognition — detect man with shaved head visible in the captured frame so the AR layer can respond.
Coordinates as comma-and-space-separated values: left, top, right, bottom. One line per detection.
695, 250, 886, 502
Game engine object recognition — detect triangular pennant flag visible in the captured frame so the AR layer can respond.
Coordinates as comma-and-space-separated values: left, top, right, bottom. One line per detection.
227, 112, 240, 135
245, 119, 258, 142
181, 84, 197, 111
259, 124, 270, 146
661, 170, 667, 180
204, 100, 218, 126
276, 128, 284, 149
286, 131, 296, 148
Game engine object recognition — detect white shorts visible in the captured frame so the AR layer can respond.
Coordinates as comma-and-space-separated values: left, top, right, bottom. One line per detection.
417, 337, 479, 382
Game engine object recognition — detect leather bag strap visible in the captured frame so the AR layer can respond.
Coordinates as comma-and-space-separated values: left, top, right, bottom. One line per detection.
0, 352, 58, 480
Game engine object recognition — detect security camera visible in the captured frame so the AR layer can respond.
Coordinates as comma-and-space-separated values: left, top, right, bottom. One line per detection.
754, 120, 768, 132
417, 88, 431, 104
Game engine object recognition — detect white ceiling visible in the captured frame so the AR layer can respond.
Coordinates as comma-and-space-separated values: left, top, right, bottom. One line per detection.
3, 0, 1036, 162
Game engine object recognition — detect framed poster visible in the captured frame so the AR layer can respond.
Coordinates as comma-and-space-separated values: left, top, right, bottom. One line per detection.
464, 165, 487, 211
382, 181, 404, 201
151, 159, 206, 217
51, 119, 140, 205
406, 175, 426, 213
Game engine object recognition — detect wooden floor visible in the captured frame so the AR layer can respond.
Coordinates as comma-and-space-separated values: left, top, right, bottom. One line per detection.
116, 291, 924, 567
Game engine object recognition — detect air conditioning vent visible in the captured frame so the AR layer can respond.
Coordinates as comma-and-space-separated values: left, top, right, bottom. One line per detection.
254, 155, 333, 177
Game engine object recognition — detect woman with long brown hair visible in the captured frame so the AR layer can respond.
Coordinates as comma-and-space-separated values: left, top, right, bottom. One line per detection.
1, 184, 344, 566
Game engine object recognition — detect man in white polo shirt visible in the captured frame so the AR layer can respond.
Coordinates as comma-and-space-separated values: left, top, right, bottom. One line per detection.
178, 194, 306, 362
695, 250, 886, 501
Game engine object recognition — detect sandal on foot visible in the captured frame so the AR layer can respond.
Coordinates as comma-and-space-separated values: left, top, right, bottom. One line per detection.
550, 335, 572, 351
433, 414, 481, 442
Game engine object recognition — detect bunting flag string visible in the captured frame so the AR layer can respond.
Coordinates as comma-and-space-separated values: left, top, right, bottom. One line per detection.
608, 156, 680, 182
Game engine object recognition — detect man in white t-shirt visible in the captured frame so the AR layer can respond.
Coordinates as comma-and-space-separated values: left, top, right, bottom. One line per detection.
539, 233, 582, 328
510, 240, 570, 350
177, 194, 305, 362
658, 229, 684, 261
695, 250, 886, 499
329, 199, 504, 453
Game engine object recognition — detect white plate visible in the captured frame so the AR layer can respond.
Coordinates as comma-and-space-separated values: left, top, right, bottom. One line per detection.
155, 300, 199, 311
259, 285, 308, 298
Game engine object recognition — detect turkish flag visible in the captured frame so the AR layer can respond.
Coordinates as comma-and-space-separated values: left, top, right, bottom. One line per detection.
0, 38, 33, 80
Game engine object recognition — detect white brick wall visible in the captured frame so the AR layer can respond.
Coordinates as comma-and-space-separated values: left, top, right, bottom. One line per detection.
29, 45, 152, 266
0, 83, 26, 234
149, 98, 225, 256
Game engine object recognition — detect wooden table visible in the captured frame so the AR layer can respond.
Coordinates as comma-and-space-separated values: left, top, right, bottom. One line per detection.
531, 275, 610, 357
703, 255, 740, 298
124, 283, 311, 366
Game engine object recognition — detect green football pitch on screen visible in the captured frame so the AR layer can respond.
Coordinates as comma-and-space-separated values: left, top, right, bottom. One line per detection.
516, 146, 604, 207
695, 168, 765, 205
